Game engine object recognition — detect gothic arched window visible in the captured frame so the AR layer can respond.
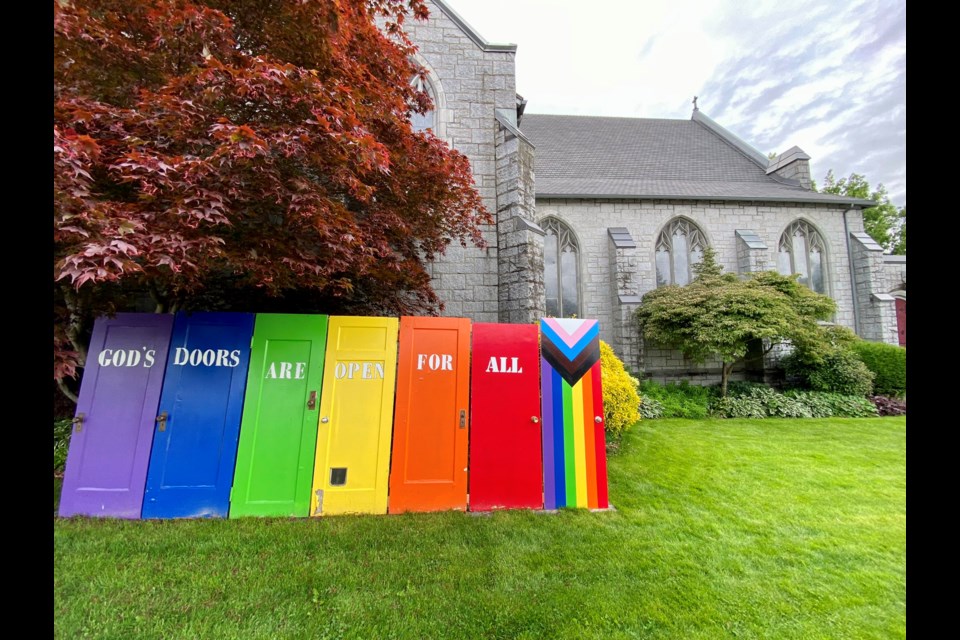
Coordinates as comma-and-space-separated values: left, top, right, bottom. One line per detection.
542, 218, 580, 317
777, 220, 826, 293
655, 218, 708, 286
410, 73, 435, 133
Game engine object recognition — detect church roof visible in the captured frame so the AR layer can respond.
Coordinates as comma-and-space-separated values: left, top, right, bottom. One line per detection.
520, 112, 876, 207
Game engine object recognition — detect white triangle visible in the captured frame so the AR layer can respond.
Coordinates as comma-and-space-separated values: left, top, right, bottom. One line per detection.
553, 318, 587, 335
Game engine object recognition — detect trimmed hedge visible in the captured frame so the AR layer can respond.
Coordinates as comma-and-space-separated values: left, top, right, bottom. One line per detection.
851, 341, 906, 397
782, 347, 875, 397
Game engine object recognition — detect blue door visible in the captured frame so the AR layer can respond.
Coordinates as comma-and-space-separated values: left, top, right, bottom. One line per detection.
142, 312, 255, 518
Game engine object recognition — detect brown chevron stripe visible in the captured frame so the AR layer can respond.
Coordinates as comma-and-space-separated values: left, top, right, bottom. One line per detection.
541, 336, 600, 386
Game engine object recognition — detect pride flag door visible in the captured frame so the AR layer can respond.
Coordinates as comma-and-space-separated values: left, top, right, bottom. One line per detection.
540, 318, 608, 509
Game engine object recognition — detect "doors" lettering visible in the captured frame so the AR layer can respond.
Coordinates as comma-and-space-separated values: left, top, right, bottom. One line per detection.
173, 348, 241, 368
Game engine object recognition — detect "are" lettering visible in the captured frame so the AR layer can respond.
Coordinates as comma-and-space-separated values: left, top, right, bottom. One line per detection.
265, 361, 307, 379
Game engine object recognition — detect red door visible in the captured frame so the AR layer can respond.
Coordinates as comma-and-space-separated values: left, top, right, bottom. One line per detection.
469, 323, 542, 511
895, 297, 906, 346
389, 317, 471, 513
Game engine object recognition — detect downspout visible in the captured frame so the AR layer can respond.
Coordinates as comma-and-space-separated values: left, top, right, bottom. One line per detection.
843, 208, 861, 336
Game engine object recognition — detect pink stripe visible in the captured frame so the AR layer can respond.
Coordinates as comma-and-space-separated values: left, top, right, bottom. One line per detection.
542, 318, 594, 349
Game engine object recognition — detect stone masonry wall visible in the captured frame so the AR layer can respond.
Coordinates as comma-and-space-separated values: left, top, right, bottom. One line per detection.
850, 233, 899, 345
881, 255, 907, 294
404, 1, 518, 321
536, 198, 865, 378
495, 119, 544, 323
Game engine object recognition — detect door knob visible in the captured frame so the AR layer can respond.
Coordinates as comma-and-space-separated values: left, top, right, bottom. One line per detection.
594, 416, 602, 424
72, 413, 85, 433
531, 416, 539, 424
157, 411, 169, 432
320, 417, 329, 424
307, 390, 317, 410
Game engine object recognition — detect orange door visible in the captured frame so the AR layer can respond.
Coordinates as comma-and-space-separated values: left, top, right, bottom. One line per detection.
389, 317, 471, 513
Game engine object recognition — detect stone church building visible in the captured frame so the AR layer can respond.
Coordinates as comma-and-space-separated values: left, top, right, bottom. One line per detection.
405, 0, 906, 380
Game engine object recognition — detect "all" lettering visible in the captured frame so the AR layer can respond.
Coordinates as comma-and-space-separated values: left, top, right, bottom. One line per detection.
485, 356, 523, 374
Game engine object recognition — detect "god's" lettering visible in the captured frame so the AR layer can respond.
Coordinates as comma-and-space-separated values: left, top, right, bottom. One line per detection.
97, 347, 156, 368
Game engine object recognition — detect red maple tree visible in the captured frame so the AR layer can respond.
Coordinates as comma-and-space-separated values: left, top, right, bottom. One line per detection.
54, 0, 490, 397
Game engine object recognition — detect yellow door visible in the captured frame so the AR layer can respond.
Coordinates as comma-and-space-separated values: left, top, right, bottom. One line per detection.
311, 317, 399, 516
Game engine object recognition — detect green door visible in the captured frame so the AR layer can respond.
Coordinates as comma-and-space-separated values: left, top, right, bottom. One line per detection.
230, 314, 329, 518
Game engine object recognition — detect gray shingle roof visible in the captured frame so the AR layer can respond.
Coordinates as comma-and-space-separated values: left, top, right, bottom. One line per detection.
519, 113, 875, 206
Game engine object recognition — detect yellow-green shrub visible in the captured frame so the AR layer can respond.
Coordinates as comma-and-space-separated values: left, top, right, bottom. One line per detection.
600, 340, 641, 440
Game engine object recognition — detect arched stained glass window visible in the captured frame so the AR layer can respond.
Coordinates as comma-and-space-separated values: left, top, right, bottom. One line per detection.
542, 218, 580, 317
777, 220, 826, 293
410, 73, 435, 133
655, 218, 708, 286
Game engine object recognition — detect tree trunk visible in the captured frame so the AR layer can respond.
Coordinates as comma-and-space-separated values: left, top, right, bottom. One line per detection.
721, 361, 735, 397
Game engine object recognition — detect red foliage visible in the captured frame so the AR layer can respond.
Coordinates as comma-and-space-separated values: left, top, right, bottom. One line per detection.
54, 0, 491, 380
868, 395, 906, 416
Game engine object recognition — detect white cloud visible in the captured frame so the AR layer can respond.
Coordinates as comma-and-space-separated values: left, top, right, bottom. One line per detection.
438, 0, 905, 206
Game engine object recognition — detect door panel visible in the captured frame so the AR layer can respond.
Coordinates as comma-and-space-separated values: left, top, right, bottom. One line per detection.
142, 312, 255, 519
389, 317, 471, 513
468, 323, 542, 511
311, 317, 399, 516
540, 318, 608, 510
59, 313, 174, 519
230, 314, 328, 518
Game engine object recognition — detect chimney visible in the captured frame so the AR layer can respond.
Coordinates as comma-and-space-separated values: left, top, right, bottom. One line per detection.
766, 145, 812, 189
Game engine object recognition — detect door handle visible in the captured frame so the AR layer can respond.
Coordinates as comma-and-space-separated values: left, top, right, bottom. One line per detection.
594, 416, 603, 424
156, 411, 169, 432
320, 417, 329, 424
72, 413, 85, 433
459, 409, 466, 429
531, 416, 539, 424
307, 390, 317, 410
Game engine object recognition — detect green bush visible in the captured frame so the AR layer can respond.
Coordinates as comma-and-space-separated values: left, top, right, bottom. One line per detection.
54, 418, 73, 475
851, 341, 906, 397
783, 390, 879, 418
783, 347, 874, 397
711, 385, 879, 419
712, 395, 766, 418
713, 385, 812, 418
639, 397, 664, 419
639, 380, 712, 419
600, 341, 641, 440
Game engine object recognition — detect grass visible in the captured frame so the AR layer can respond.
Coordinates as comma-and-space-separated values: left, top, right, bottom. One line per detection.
54, 417, 906, 639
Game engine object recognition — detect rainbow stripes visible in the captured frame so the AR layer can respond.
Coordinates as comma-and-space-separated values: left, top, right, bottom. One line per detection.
541, 319, 609, 510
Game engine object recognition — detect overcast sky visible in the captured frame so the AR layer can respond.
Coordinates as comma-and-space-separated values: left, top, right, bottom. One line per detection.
443, 0, 906, 207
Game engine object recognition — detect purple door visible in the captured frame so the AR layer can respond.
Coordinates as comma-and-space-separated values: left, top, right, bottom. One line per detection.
58, 313, 174, 518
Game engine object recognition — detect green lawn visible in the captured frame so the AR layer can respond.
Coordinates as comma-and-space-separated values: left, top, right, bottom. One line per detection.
54, 418, 906, 639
